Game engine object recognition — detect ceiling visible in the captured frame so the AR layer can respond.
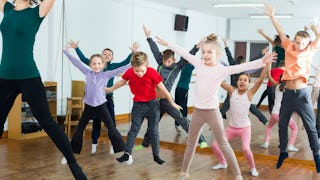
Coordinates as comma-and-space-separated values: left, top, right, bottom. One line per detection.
144, 0, 320, 19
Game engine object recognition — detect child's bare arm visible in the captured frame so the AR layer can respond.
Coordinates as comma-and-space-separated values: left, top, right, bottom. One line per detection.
105, 79, 127, 93
265, 3, 287, 42
157, 82, 182, 110
221, 82, 234, 96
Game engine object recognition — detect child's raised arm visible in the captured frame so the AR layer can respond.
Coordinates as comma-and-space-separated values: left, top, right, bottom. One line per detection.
248, 62, 271, 98
156, 36, 199, 66
265, 3, 287, 43
221, 81, 235, 96
310, 21, 320, 47
63, 47, 90, 75
157, 82, 182, 110
258, 28, 275, 46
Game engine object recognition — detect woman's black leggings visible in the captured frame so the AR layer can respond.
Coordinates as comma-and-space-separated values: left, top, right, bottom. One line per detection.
0, 77, 77, 164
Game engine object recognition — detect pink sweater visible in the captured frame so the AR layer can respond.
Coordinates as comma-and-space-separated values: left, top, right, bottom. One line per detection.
168, 44, 265, 109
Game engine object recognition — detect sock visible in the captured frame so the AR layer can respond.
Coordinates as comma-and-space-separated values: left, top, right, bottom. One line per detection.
68, 163, 87, 180
116, 153, 129, 163
134, 144, 145, 151
276, 152, 288, 169
314, 154, 320, 173
154, 156, 165, 165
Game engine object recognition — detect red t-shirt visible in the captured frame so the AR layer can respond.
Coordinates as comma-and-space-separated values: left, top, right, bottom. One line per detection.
122, 67, 163, 102
267, 68, 284, 87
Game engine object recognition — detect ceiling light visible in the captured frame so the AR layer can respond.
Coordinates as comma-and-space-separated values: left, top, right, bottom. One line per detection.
213, 3, 264, 8
249, 14, 293, 19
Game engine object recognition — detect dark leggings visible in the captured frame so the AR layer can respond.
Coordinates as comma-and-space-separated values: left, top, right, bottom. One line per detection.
91, 95, 115, 144
0, 77, 76, 164
71, 103, 125, 154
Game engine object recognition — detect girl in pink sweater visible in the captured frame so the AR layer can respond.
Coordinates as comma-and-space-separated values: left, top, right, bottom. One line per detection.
156, 34, 276, 180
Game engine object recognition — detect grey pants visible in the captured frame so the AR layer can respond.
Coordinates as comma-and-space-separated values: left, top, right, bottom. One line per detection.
279, 88, 319, 154
142, 98, 207, 147
125, 100, 160, 156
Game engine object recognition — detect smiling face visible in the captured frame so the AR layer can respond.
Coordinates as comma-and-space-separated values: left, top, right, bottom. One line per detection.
201, 43, 220, 66
162, 57, 176, 67
237, 74, 250, 91
133, 64, 147, 77
102, 49, 113, 63
89, 55, 105, 73
293, 36, 310, 51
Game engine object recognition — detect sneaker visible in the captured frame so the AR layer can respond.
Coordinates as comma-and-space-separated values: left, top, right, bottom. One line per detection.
211, 163, 228, 170
179, 172, 189, 180
61, 157, 67, 165
175, 125, 182, 134
260, 142, 269, 149
288, 145, 299, 152
109, 145, 115, 155
126, 154, 133, 165
200, 142, 208, 149
134, 144, 144, 151
222, 114, 227, 120
91, 143, 98, 154
251, 168, 259, 177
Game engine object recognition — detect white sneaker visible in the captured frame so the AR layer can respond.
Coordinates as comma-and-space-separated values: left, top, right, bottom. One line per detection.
61, 157, 67, 165
109, 145, 115, 155
211, 163, 228, 170
251, 168, 259, 177
179, 172, 189, 180
260, 142, 269, 149
91, 143, 98, 154
126, 154, 133, 165
288, 145, 299, 152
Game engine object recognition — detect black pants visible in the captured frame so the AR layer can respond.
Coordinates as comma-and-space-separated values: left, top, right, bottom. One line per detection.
256, 86, 275, 113
174, 87, 189, 126
91, 95, 115, 144
142, 99, 207, 147
279, 88, 319, 154
70, 103, 125, 154
0, 77, 76, 164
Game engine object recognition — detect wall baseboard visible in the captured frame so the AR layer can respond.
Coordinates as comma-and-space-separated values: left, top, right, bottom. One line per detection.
2, 104, 270, 138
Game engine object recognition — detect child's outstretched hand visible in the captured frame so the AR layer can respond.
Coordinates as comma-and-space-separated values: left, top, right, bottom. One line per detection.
143, 25, 151, 38
171, 102, 183, 111
130, 42, 140, 52
264, 2, 275, 18
63, 44, 71, 51
262, 51, 277, 64
69, 40, 79, 49
155, 36, 169, 46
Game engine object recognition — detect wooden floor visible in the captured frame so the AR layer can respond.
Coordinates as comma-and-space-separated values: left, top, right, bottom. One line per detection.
1, 109, 319, 180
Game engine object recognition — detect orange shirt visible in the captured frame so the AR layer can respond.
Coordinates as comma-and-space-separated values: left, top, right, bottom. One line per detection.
281, 37, 319, 82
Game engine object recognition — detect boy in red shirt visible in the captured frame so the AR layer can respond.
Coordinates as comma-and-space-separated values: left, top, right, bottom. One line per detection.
106, 52, 181, 165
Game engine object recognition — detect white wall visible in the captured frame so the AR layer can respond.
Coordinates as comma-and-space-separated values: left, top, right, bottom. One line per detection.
1, 0, 229, 131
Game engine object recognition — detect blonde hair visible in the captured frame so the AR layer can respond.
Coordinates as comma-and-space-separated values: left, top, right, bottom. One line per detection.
89, 54, 105, 65
131, 52, 149, 67
204, 33, 221, 54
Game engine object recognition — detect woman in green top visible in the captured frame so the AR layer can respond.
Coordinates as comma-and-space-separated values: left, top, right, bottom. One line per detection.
0, 0, 86, 179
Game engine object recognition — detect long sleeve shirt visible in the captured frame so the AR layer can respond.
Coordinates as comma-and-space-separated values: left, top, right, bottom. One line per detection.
147, 38, 196, 92
168, 44, 265, 109
63, 50, 130, 107
75, 47, 132, 95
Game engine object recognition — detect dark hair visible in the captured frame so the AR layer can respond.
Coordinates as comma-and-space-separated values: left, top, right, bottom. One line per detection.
279, 74, 285, 92
162, 49, 175, 61
274, 34, 290, 45
235, 73, 251, 88
102, 48, 113, 55
236, 56, 245, 64
13, 0, 42, 6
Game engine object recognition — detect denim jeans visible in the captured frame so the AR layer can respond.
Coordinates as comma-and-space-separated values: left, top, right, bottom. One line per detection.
125, 99, 160, 156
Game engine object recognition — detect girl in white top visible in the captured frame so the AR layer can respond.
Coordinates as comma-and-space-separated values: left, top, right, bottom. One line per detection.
261, 66, 298, 152
211, 62, 270, 177
156, 34, 276, 180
